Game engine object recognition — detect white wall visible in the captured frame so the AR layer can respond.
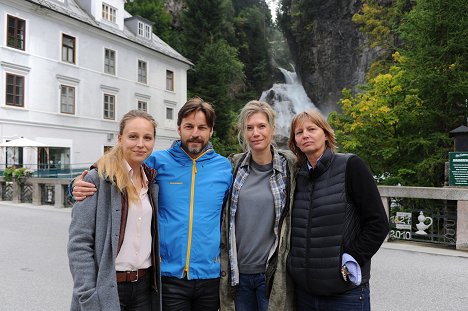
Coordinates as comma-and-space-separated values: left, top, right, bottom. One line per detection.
0, 0, 190, 170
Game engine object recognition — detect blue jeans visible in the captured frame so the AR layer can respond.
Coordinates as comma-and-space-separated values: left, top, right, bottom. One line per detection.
235, 273, 269, 311
295, 283, 370, 311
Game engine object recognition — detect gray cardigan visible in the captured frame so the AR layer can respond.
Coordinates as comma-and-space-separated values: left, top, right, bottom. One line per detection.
67, 168, 160, 311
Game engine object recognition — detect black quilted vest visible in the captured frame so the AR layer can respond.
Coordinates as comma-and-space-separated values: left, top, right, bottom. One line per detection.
287, 148, 370, 296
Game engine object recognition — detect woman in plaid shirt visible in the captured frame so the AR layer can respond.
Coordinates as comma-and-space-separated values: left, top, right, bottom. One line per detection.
220, 101, 296, 311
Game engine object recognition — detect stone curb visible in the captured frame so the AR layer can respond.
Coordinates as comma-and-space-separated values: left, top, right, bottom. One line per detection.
382, 240, 468, 258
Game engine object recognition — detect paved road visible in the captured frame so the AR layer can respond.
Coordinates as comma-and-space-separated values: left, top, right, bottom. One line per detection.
1, 202, 468, 310
371, 243, 468, 310
0, 203, 72, 311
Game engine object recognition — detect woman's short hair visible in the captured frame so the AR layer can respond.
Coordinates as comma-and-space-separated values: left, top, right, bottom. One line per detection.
288, 109, 336, 166
237, 100, 276, 151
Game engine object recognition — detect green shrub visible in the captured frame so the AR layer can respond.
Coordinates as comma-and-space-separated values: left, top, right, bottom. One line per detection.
2, 166, 32, 183
3, 167, 15, 182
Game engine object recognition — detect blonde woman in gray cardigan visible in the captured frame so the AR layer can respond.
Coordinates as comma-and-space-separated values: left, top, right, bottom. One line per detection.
220, 101, 296, 311
68, 110, 161, 311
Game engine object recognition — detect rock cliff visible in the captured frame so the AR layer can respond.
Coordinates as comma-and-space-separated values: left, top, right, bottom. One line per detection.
279, 0, 387, 114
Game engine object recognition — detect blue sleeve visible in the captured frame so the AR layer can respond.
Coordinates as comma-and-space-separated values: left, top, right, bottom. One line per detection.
67, 179, 75, 202
145, 152, 157, 169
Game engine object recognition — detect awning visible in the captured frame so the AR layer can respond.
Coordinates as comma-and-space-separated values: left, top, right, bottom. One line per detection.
0, 137, 47, 147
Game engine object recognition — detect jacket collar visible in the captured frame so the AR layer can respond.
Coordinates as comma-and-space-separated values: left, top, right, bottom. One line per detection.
169, 140, 215, 162
305, 147, 334, 178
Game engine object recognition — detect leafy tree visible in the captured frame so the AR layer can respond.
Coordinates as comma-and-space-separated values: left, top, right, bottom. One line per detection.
352, 0, 411, 50
330, 54, 434, 185
351, 0, 412, 78
332, 0, 468, 186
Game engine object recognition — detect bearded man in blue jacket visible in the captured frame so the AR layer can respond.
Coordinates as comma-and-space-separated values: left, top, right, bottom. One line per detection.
72, 97, 232, 310
145, 97, 232, 310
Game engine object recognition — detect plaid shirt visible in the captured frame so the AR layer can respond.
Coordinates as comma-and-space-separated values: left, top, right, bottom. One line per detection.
228, 148, 288, 286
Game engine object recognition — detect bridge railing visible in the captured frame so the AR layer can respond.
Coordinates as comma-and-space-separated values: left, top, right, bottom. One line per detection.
378, 186, 468, 251
1, 178, 467, 251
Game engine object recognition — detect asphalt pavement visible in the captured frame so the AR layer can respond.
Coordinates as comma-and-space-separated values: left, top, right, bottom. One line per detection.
1, 201, 467, 311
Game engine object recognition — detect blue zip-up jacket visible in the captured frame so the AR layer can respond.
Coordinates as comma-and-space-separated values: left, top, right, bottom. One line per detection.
145, 141, 232, 280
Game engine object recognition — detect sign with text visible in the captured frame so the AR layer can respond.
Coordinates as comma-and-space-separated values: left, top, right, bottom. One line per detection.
389, 212, 412, 240
449, 152, 468, 186
391, 212, 412, 230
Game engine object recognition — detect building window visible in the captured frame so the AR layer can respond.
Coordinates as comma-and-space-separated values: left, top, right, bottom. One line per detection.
60, 85, 75, 114
166, 70, 174, 91
6, 15, 26, 50
138, 22, 151, 39
102, 3, 117, 23
103, 94, 115, 120
62, 34, 76, 64
104, 49, 116, 75
138, 22, 144, 36
138, 60, 147, 84
145, 24, 151, 39
138, 101, 147, 112
5, 73, 24, 107
166, 107, 174, 120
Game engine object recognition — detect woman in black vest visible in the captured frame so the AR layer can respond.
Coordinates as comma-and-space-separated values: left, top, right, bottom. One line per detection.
287, 109, 389, 311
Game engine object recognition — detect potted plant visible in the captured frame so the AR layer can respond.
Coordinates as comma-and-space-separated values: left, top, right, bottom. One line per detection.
13, 167, 32, 184
2, 166, 32, 184
3, 166, 15, 183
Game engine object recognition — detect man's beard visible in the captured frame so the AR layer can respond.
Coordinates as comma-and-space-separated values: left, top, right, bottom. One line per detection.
183, 138, 206, 156
187, 146, 202, 155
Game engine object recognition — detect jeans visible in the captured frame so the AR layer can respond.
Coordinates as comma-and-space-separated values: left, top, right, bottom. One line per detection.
161, 276, 220, 311
234, 273, 269, 311
117, 272, 153, 311
295, 283, 370, 311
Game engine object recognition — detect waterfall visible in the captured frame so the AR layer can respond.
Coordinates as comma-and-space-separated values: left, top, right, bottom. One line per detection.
259, 68, 316, 142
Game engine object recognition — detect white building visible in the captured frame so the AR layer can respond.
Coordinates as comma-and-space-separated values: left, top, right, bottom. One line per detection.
0, 0, 192, 172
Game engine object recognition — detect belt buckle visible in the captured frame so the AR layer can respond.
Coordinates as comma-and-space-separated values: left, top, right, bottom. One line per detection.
131, 270, 139, 282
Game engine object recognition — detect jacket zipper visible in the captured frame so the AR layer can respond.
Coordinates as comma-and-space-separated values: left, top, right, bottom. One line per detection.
181, 148, 210, 279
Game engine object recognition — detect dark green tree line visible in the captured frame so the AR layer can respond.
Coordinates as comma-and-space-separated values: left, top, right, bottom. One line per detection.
125, 0, 283, 154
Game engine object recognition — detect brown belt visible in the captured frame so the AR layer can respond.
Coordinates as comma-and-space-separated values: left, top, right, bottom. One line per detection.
116, 268, 148, 283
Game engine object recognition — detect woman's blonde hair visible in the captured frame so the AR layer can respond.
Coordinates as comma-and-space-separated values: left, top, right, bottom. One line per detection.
288, 109, 336, 167
97, 110, 157, 202
237, 100, 276, 151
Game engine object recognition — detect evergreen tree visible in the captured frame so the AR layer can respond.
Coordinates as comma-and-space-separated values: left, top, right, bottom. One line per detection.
398, 0, 468, 133
232, 0, 271, 15
234, 6, 273, 95
190, 40, 245, 144
182, 0, 234, 63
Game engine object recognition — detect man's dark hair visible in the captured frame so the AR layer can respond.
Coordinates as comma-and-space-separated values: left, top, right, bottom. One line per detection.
177, 97, 215, 129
